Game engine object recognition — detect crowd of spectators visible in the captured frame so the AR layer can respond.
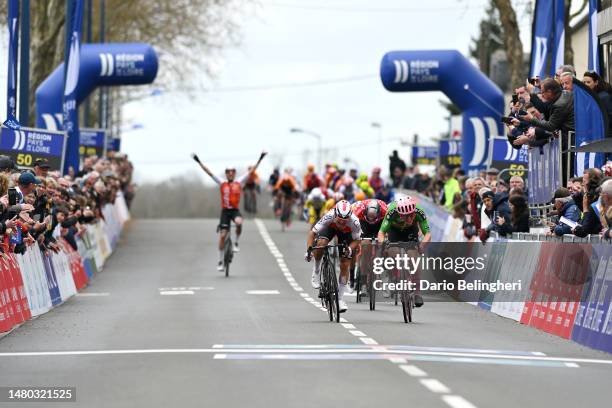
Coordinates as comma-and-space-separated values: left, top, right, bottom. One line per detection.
0, 152, 134, 256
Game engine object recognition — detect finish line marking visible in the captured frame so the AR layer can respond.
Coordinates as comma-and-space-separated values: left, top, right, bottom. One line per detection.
159, 290, 194, 296
0, 347, 606, 366
254, 219, 482, 408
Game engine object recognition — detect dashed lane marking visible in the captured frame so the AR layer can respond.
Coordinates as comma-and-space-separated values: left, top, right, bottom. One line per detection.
399, 365, 427, 377
245, 290, 280, 295
159, 290, 194, 296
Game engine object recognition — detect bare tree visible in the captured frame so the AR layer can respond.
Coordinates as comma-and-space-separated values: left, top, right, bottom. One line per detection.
492, 0, 524, 88
2, 0, 251, 125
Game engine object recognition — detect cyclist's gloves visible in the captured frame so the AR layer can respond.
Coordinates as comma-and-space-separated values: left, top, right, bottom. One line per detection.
305, 247, 313, 262
343, 246, 352, 259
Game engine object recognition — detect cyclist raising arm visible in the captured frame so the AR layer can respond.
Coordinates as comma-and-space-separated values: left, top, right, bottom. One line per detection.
305, 200, 361, 313
192, 151, 267, 270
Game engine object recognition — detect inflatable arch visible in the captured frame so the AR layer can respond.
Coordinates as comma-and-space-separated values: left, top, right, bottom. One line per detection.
35, 43, 157, 173
380, 50, 504, 174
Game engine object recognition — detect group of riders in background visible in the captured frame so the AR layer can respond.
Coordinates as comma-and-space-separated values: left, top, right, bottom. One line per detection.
193, 151, 430, 317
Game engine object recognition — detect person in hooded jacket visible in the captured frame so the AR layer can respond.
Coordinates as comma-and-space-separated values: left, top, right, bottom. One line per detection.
479, 190, 511, 241
550, 188, 580, 236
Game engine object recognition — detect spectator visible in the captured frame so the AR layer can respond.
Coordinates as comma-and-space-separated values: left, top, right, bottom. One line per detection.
496, 193, 530, 236
441, 167, 461, 211
509, 175, 525, 195
560, 72, 573, 91
401, 167, 416, 190
550, 187, 580, 236
480, 190, 511, 241
572, 186, 602, 237
369, 167, 384, 195
519, 78, 574, 135
583, 70, 612, 137
463, 177, 484, 239
389, 150, 406, 182
485, 168, 499, 185
33, 158, 50, 178
599, 180, 612, 239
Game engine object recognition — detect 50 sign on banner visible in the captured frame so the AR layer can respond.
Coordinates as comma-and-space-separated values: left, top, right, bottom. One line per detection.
0, 127, 67, 172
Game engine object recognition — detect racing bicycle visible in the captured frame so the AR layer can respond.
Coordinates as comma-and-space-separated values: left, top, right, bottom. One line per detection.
385, 241, 419, 323
310, 243, 346, 323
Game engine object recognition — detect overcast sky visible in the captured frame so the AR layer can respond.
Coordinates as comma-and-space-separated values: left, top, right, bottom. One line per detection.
122, 0, 524, 184
1, 0, 538, 183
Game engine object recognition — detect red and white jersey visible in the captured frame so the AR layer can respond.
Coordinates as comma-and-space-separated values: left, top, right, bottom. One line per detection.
213, 174, 248, 210
312, 209, 362, 240
352, 199, 388, 224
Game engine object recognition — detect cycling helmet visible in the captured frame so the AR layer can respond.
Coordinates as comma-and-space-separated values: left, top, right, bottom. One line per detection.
334, 200, 352, 219
364, 199, 381, 224
308, 188, 324, 202
372, 166, 382, 173
396, 196, 416, 215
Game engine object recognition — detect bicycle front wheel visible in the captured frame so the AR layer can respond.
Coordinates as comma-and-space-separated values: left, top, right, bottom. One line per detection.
224, 237, 232, 277
324, 261, 339, 323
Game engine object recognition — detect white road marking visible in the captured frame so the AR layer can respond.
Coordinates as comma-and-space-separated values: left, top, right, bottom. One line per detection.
420, 379, 451, 394
399, 364, 427, 377
300, 293, 309, 298
75, 292, 110, 297
159, 290, 194, 295
564, 362, 580, 368
360, 338, 378, 345
389, 357, 407, 364
341, 323, 356, 329
246, 290, 280, 295
442, 395, 478, 408
212, 345, 223, 348
213, 354, 227, 359
349, 330, 366, 337
531, 351, 546, 356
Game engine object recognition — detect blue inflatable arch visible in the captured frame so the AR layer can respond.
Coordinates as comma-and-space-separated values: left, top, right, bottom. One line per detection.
380, 50, 504, 174
36, 43, 158, 131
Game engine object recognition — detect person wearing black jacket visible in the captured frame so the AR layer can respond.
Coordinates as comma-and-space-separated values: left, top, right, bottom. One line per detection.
480, 190, 511, 241
583, 71, 612, 138
573, 189, 603, 237
496, 194, 529, 237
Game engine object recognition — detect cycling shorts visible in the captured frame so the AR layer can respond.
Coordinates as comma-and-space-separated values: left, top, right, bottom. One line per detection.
218, 208, 242, 230
316, 225, 353, 247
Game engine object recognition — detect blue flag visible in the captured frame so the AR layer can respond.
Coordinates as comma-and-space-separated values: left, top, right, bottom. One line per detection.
589, 0, 601, 73
4, 0, 20, 129
530, 0, 554, 79
63, 0, 84, 174
551, 0, 565, 74
573, 79, 609, 176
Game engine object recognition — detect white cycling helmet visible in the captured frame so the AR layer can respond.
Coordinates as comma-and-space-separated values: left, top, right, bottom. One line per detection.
334, 200, 352, 219
395, 196, 416, 215
308, 188, 324, 202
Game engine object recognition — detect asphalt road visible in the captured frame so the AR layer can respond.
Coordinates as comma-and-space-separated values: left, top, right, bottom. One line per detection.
0, 218, 611, 408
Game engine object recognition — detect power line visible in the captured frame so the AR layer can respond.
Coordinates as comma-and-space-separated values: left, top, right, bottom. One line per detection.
208, 74, 377, 93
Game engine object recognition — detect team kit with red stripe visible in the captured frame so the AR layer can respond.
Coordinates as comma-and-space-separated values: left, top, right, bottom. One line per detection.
306, 197, 430, 314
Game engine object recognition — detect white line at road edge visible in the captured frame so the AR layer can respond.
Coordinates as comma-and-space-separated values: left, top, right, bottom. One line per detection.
159, 290, 194, 295
253, 219, 480, 407
442, 395, 478, 408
